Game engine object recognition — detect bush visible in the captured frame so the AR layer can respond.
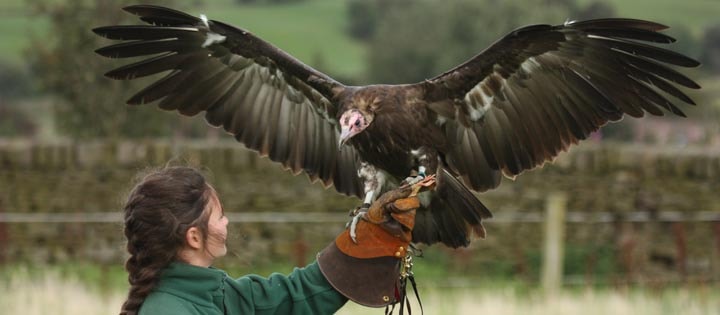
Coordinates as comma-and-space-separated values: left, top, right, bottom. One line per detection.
366, 0, 573, 84
26, 0, 215, 139
0, 101, 37, 137
0, 62, 34, 100
700, 23, 720, 74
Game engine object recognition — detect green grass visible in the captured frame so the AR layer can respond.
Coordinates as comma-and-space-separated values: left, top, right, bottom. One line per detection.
2, 264, 718, 315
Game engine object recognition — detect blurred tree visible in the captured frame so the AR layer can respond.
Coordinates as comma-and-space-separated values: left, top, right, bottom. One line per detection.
366, 0, 573, 84
700, 23, 720, 74
346, 0, 378, 41
665, 25, 702, 61
26, 0, 210, 139
0, 62, 34, 100
0, 61, 37, 136
0, 101, 37, 137
572, 1, 616, 20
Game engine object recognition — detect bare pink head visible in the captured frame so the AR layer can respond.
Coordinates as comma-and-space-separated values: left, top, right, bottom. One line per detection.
339, 109, 370, 148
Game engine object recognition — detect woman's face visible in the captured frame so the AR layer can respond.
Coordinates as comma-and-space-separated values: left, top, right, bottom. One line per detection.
204, 190, 229, 259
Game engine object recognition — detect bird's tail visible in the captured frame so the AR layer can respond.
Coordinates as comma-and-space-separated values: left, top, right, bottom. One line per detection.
412, 167, 492, 248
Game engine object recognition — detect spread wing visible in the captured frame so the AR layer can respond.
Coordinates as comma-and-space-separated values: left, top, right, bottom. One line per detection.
94, 5, 364, 197
419, 19, 700, 192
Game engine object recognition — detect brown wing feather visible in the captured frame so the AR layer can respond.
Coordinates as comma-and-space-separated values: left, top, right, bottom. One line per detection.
418, 18, 700, 192
94, 5, 364, 197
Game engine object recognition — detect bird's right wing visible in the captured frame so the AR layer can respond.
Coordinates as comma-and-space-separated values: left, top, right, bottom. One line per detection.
418, 19, 700, 192
94, 5, 364, 197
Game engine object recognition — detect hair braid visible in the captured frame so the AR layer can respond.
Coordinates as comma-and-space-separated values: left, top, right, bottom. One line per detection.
119, 167, 211, 315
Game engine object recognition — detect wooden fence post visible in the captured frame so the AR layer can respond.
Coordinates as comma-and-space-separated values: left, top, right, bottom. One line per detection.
0, 198, 6, 264
542, 192, 568, 294
672, 222, 687, 280
714, 222, 720, 282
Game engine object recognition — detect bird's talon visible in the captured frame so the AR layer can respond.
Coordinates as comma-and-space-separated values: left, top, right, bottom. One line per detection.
348, 212, 365, 244
403, 174, 425, 186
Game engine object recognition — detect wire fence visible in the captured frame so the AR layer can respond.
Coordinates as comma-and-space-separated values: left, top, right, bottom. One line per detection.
2, 210, 719, 223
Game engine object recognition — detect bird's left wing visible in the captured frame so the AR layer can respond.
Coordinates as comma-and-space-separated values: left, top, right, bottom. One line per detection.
94, 5, 364, 197
417, 19, 700, 192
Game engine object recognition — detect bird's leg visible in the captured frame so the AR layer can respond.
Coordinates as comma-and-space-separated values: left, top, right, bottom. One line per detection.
348, 162, 384, 243
403, 147, 435, 186
347, 189, 374, 242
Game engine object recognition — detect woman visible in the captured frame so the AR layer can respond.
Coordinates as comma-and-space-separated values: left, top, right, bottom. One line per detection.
120, 166, 425, 315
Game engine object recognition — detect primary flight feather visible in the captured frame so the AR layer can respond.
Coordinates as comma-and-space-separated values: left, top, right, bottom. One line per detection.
94, 5, 700, 248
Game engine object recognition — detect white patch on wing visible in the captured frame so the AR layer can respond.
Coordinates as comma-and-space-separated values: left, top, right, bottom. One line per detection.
463, 71, 510, 122
199, 14, 227, 48
202, 33, 226, 48
200, 14, 210, 27
468, 106, 485, 121
520, 57, 542, 74
464, 84, 495, 121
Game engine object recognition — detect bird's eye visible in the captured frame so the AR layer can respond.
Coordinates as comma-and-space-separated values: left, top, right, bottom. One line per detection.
354, 120, 361, 127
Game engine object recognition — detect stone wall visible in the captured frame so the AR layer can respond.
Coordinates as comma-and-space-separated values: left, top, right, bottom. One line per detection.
1, 140, 718, 283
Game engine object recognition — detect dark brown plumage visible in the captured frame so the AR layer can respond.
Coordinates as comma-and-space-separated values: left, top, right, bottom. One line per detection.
94, 5, 700, 248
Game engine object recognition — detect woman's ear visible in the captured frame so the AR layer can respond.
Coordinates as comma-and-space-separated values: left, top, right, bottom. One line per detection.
185, 226, 204, 250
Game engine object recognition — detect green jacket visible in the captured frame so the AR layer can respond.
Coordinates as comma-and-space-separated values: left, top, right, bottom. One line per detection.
139, 261, 348, 315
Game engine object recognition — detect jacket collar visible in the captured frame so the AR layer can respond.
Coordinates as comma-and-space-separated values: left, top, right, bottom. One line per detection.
154, 261, 228, 308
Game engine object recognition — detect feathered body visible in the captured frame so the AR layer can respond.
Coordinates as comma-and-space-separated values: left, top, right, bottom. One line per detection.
337, 85, 445, 177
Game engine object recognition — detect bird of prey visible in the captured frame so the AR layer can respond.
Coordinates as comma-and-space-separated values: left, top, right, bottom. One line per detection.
94, 5, 700, 248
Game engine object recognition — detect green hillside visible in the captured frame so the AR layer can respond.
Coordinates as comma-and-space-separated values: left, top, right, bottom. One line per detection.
0, 0, 717, 79
0, 0, 364, 80
197, 0, 364, 80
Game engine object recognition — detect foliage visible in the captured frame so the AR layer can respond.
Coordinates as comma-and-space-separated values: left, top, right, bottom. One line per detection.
345, 0, 381, 41
665, 25, 702, 61
0, 102, 37, 137
0, 61, 34, 100
700, 23, 720, 74
365, 0, 575, 84
25, 0, 213, 139
572, 1, 616, 20
0, 60, 37, 137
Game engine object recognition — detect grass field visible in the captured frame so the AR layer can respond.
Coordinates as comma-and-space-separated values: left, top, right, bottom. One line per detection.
1, 268, 717, 315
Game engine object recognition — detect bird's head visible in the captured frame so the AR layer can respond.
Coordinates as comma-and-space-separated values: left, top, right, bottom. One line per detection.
338, 109, 372, 148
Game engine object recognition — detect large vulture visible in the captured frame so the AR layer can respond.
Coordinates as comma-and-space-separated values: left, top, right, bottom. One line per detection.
94, 5, 700, 248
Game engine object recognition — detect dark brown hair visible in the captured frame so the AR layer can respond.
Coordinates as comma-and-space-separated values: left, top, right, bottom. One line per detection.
120, 166, 212, 315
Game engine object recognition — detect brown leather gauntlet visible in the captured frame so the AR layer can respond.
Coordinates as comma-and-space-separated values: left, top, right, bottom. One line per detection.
334, 197, 418, 259
317, 176, 434, 307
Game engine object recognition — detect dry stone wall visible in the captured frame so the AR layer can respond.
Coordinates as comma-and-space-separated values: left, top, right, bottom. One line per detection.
1, 140, 718, 282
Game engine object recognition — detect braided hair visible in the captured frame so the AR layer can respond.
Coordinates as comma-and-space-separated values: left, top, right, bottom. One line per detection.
120, 167, 212, 315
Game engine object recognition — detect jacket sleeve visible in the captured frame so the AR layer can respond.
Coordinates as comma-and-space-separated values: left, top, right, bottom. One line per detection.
224, 261, 348, 315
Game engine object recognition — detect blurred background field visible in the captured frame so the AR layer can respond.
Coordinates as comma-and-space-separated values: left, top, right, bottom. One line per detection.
1, 0, 719, 314
1, 261, 718, 315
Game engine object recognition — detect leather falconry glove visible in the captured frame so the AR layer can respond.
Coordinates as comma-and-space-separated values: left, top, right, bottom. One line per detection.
317, 175, 436, 308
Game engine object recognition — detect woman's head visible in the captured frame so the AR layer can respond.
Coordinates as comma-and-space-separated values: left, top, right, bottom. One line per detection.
119, 166, 228, 315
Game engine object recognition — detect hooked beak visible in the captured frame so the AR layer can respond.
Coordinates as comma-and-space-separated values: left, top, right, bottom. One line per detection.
338, 127, 351, 150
